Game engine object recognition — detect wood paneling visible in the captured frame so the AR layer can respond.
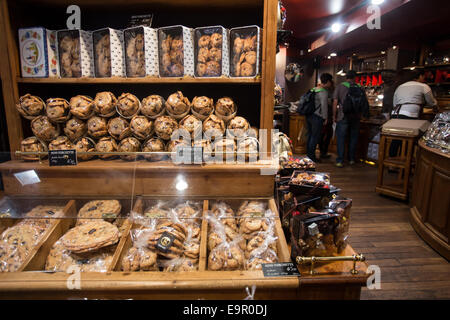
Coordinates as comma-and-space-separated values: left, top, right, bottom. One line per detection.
289, 113, 307, 154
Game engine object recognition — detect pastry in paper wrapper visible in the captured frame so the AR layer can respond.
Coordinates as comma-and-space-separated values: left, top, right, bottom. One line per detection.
74, 137, 95, 161
117, 93, 140, 118
87, 116, 108, 138
64, 117, 87, 141
141, 95, 165, 118
94, 91, 117, 117
69, 95, 95, 119
191, 96, 214, 120
16, 94, 45, 119
154, 115, 178, 140
48, 136, 74, 151
107, 117, 131, 140
31, 116, 60, 142
203, 114, 225, 139
96, 136, 118, 159
20, 136, 47, 161
227, 116, 250, 138
165, 91, 190, 119
46, 98, 70, 123
130, 115, 153, 140
142, 138, 166, 161
118, 137, 141, 161
179, 114, 202, 139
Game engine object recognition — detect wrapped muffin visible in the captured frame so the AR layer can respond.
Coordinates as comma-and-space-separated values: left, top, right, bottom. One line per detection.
117, 93, 140, 118
31, 116, 60, 142
214, 138, 236, 161
167, 139, 190, 162
118, 137, 141, 161
227, 116, 250, 138
237, 137, 259, 162
64, 117, 87, 142
142, 137, 166, 161
48, 136, 74, 151
94, 91, 117, 118
69, 95, 95, 119
96, 136, 118, 159
193, 139, 213, 162
46, 98, 71, 123
179, 115, 202, 139
107, 117, 131, 140
202, 114, 225, 140
130, 115, 153, 140
20, 137, 47, 161
165, 91, 190, 120
154, 115, 179, 141
141, 95, 165, 119
16, 94, 45, 119
74, 137, 96, 161
87, 116, 108, 139
215, 97, 237, 121
191, 96, 214, 120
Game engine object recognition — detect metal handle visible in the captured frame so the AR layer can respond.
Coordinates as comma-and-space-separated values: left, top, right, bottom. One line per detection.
296, 254, 365, 275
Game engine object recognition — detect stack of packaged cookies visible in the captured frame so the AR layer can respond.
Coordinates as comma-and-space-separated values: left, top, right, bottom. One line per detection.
44, 200, 124, 272
0, 205, 65, 272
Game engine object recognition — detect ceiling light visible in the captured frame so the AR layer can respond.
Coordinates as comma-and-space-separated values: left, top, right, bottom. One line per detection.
327, 56, 331, 59
372, 0, 385, 4
307, 49, 311, 53
331, 23, 342, 33
381, 51, 386, 54
392, 45, 397, 50
377, 94, 384, 100
410, 67, 416, 70
330, 53, 337, 57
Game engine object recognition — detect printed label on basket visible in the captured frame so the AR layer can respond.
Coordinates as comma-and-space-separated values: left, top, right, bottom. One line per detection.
49, 149, 77, 166
261, 262, 301, 277
156, 231, 175, 253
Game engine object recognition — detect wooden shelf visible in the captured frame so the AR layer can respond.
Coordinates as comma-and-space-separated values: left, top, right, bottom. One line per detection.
17, 77, 261, 85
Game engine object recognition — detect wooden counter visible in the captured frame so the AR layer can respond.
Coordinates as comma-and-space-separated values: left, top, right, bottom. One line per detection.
410, 140, 450, 260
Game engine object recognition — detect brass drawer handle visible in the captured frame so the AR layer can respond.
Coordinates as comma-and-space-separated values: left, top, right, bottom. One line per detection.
296, 254, 365, 275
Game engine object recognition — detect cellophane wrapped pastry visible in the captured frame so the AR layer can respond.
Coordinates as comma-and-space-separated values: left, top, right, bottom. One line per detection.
64, 117, 87, 142
121, 229, 158, 271
93, 29, 127, 78
20, 136, 47, 161
48, 136, 74, 151
215, 97, 237, 122
158, 26, 192, 77
154, 115, 178, 140
69, 95, 95, 119
31, 116, 60, 142
167, 139, 190, 162
74, 137, 96, 161
194, 26, 228, 77
203, 114, 225, 140
191, 96, 214, 120
45, 98, 71, 123
16, 94, 45, 119
208, 238, 245, 271
179, 114, 202, 139
227, 116, 250, 138
214, 138, 236, 161
165, 91, 191, 120
237, 137, 259, 162
94, 91, 117, 118
116, 93, 140, 118
57, 31, 83, 78
124, 27, 146, 78
96, 136, 118, 159
130, 115, 153, 140
141, 95, 165, 119
230, 26, 260, 78
118, 137, 141, 161
87, 116, 108, 139
142, 137, 166, 161
107, 117, 131, 140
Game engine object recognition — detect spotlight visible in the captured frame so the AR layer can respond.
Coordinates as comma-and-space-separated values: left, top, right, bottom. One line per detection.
331, 23, 342, 33
392, 45, 397, 50
372, 0, 385, 4
330, 53, 337, 57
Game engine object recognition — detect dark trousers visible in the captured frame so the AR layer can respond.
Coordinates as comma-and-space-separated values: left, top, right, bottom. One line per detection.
389, 114, 416, 157
306, 114, 324, 161
319, 122, 333, 156
336, 116, 360, 163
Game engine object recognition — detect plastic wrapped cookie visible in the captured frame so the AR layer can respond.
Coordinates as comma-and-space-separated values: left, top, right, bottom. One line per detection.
215, 97, 237, 121
16, 94, 45, 119
227, 116, 250, 138
20, 137, 47, 161
202, 114, 225, 140
87, 116, 108, 139
64, 117, 87, 142
48, 136, 74, 151
107, 117, 131, 140
165, 91, 190, 120
141, 95, 165, 119
167, 139, 190, 153
45, 98, 71, 123
94, 92, 117, 118
142, 137, 166, 162
130, 115, 153, 140
31, 116, 60, 142
74, 137, 96, 161
96, 136, 118, 159
179, 115, 202, 139
117, 93, 140, 118
154, 115, 179, 140
69, 95, 95, 120
191, 96, 214, 120
118, 137, 141, 161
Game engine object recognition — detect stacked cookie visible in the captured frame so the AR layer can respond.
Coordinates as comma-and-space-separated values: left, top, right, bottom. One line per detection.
44, 200, 123, 272
0, 205, 64, 272
17, 92, 257, 163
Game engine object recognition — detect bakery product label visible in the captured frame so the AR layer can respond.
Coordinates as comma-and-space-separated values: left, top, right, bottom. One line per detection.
49, 149, 77, 166
262, 262, 300, 277
156, 231, 175, 253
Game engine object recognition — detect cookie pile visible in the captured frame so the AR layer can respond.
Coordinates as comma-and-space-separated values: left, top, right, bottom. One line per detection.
17, 92, 257, 162
125, 31, 146, 77
94, 33, 111, 77
231, 33, 257, 77
207, 201, 278, 271
160, 34, 184, 77
44, 200, 124, 272
0, 205, 64, 272
58, 34, 81, 78
196, 32, 223, 77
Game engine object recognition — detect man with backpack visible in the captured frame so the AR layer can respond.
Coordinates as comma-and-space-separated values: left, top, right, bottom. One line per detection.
297, 73, 334, 162
332, 70, 369, 167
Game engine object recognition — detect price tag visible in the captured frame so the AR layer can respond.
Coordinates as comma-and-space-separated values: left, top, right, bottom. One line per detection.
262, 262, 301, 277
128, 14, 154, 27
49, 150, 77, 166
156, 231, 175, 253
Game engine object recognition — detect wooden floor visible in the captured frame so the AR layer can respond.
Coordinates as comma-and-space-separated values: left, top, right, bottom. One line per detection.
314, 156, 450, 300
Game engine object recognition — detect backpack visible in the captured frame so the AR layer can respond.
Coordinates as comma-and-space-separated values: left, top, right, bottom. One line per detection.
297, 88, 323, 116
342, 82, 369, 117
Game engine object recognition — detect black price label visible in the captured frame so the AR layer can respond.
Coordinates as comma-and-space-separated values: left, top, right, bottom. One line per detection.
262, 262, 301, 277
48, 150, 77, 166
156, 231, 175, 253
128, 14, 154, 27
